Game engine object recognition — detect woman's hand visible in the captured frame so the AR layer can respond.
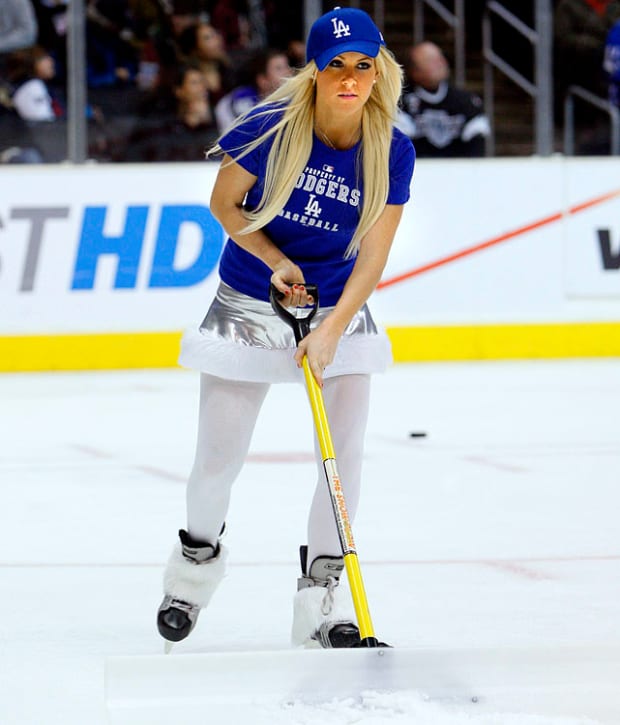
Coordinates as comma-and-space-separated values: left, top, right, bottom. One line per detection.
294, 322, 341, 388
270, 260, 314, 308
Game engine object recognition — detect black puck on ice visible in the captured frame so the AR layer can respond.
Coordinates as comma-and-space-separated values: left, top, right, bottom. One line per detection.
409, 431, 427, 438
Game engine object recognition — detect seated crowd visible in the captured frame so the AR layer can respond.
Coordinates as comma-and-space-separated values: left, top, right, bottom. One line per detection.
2, 0, 619, 163
0, 0, 303, 163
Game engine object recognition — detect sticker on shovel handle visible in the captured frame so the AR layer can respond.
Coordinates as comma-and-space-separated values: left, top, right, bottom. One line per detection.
323, 457, 357, 555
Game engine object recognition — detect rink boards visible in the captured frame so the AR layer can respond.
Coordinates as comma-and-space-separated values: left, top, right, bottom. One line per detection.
0, 157, 619, 370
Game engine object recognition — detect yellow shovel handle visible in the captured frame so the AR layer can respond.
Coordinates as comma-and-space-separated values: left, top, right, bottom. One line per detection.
302, 356, 376, 642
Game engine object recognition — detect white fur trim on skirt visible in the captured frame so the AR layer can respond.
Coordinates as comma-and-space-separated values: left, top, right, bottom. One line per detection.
178, 283, 392, 384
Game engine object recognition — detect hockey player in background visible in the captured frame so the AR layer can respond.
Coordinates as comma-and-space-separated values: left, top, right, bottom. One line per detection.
156, 7, 415, 650
397, 41, 489, 158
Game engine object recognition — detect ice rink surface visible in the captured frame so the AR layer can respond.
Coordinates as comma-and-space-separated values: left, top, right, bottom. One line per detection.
1, 359, 619, 724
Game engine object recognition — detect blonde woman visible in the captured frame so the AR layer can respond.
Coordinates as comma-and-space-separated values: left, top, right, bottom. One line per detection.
158, 7, 415, 650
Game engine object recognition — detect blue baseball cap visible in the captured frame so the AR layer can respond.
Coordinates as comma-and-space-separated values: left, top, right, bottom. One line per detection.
306, 7, 385, 71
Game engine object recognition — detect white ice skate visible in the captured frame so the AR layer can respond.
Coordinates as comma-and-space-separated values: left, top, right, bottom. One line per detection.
291, 545, 361, 648
157, 529, 227, 652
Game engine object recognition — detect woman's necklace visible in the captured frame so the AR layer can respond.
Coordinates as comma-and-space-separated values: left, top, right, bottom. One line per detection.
315, 125, 337, 149
315, 124, 361, 150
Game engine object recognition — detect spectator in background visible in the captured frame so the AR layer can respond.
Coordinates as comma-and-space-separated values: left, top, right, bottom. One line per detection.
209, 0, 251, 51
30, 0, 68, 80
5, 43, 109, 161
0, 0, 38, 57
168, 0, 207, 37
604, 18, 620, 106
177, 20, 235, 105
263, 0, 303, 54
396, 41, 489, 157
86, 0, 141, 89
286, 38, 305, 69
0, 33, 44, 164
213, 47, 290, 133
6, 44, 62, 120
554, 0, 620, 104
0, 141, 43, 164
120, 62, 218, 161
125, 0, 185, 95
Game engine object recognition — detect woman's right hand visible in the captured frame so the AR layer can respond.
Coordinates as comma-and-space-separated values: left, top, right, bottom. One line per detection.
270, 260, 314, 308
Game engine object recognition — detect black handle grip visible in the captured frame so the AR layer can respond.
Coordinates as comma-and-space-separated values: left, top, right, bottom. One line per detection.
269, 283, 319, 345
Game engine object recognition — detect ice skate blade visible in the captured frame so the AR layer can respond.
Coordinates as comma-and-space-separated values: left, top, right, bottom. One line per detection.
164, 641, 173, 655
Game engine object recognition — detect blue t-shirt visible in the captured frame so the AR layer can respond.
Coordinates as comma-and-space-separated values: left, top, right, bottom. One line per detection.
217, 106, 415, 306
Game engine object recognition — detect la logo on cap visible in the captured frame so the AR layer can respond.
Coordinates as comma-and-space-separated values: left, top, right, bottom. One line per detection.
331, 16, 351, 39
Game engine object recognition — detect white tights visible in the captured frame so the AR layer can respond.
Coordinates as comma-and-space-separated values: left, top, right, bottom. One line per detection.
186, 372, 370, 566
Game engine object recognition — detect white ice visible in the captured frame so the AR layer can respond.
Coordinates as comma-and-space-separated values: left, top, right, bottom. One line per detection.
0, 359, 619, 724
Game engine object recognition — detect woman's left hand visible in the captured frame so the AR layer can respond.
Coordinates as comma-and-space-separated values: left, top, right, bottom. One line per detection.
294, 324, 340, 388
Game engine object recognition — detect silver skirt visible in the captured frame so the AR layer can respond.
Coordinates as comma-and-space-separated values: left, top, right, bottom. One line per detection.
179, 282, 392, 383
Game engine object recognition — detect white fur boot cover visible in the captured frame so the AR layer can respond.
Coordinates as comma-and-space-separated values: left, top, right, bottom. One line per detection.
291, 582, 356, 647
163, 543, 228, 608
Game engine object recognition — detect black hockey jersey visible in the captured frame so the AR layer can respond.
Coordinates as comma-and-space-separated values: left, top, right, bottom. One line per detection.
398, 81, 489, 158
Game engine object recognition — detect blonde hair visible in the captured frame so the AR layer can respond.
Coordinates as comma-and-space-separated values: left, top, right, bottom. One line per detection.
207, 47, 404, 258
